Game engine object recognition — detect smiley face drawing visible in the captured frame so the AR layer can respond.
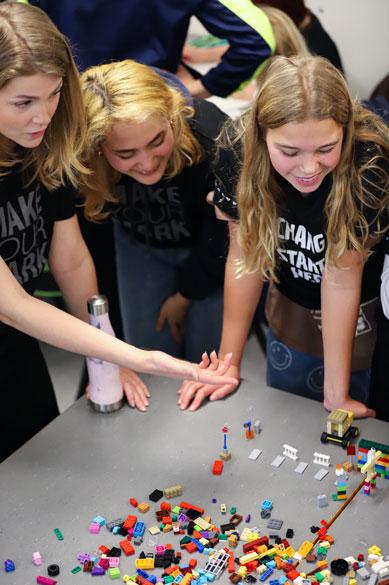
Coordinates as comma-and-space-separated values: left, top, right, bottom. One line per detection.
268, 341, 292, 371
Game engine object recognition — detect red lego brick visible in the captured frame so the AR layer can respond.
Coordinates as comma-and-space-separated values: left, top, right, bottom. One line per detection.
212, 459, 223, 475
185, 542, 198, 553
243, 536, 269, 554
179, 502, 205, 515
98, 545, 110, 554
189, 558, 197, 569
129, 498, 138, 507
160, 501, 171, 512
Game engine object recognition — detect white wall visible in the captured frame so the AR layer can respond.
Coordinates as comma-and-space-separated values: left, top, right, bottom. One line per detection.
305, 0, 389, 99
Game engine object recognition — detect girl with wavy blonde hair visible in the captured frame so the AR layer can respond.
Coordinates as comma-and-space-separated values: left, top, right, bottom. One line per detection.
0, 3, 234, 461
177, 55, 388, 418
79, 59, 229, 364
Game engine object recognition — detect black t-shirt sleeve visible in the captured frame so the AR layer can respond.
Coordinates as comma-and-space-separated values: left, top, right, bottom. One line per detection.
52, 183, 76, 221
213, 140, 241, 221
177, 206, 228, 300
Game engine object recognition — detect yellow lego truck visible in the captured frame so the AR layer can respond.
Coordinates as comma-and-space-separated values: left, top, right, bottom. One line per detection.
320, 409, 359, 449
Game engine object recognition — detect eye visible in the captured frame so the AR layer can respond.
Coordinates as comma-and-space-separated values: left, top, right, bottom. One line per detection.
281, 150, 298, 157
117, 152, 135, 160
151, 132, 165, 148
13, 100, 32, 109
318, 147, 334, 154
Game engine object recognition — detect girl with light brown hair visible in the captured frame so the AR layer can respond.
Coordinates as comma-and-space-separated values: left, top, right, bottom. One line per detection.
79, 59, 229, 363
178, 55, 388, 416
0, 1, 236, 461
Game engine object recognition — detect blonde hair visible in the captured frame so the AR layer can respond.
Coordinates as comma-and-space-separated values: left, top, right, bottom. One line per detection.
0, 1, 87, 189
235, 55, 388, 281
79, 60, 203, 220
260, 5, 309, 61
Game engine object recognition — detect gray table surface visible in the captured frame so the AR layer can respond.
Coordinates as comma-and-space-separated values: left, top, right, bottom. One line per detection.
1, 373, 388, 584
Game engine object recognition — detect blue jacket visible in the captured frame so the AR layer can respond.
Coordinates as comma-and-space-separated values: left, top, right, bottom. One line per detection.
32, 0, 274, 97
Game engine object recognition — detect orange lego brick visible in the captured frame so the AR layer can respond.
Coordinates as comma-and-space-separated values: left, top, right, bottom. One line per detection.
120, 540, 135, 556
123, 515, 137, 530
160, 501, 171, 512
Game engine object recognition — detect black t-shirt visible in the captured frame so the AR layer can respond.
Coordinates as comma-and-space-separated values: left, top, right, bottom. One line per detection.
214, 141, 388, 310
110, 99, 229, 300
0, 166, 76, 295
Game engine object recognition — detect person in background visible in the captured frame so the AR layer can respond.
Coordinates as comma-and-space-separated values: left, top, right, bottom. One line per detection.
79, 60, 229, 363
369, 234, 389, 421
253, 0, 344, 72
178, 56, 388, 417
33, 0, 275, 99
183, 4, 309, 67
0, 2, 236, 462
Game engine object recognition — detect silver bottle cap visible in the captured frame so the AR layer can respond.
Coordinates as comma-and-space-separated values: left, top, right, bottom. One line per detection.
87, 294, 109, 316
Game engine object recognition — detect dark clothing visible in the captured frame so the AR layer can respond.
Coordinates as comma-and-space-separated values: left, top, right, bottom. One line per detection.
302, 12, 344, 73
33, 0, 273, 97
0, 167, 75, 461
214, 142, 388, 310
369, 236, 389, 422
111, 99, 228, 301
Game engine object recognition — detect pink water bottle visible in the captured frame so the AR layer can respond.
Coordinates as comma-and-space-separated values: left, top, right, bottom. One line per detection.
86, 295, 123, 412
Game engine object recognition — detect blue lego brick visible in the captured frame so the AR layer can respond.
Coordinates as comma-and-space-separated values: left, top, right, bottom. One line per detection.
133, 521, 145, 537
260, 568, 274, 582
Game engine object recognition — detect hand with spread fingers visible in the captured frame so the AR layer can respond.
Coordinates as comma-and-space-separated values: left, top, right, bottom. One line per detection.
177, 351, 240, 411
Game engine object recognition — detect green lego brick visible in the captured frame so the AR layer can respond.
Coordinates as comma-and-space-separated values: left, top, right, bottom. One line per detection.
71, 566, 81, 574
53, 527, 64, 541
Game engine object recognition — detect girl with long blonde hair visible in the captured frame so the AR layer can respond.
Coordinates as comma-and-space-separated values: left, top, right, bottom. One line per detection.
0, 2, 235, 461
178, 55, 388, 417
79, 60, 229, 362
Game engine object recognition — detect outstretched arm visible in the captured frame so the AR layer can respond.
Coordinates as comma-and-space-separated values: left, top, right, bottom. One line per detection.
0, 256, 237, 387
321, 249, 375, 418
178, 221, 263, 410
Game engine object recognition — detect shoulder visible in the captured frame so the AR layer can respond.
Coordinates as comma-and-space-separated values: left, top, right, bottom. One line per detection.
190, 99, 228, 144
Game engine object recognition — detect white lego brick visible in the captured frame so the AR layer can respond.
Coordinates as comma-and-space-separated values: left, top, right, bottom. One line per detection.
248, 448, 262, 461
314, 468, 329, 481
295, 462, 308, 474
271, 455, 285, 467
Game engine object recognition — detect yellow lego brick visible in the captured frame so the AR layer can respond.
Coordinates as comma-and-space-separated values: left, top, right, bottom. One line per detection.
368, 546, 382, 556
237, 566, 248, 577
317, 561, 328, 569
137, 502, 150, 513
199, 537, 209, 545
240, 551, 260, 565
285, 546, 296, 558
163, 523, 172, 533
135, 558, 154, 570
349, 579, 357, 585
171, 569, 181, 578
320, 541, 331, 549
298, 541, 313, 558
259, 547, 277, 559
240, 528, 257, 541
181, 574, 193, 585
122, 577, 131, 583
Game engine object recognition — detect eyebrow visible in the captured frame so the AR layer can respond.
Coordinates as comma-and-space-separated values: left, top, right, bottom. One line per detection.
13, 80, 63, 100
276, 140, 340, 150
112, 130, 165, 154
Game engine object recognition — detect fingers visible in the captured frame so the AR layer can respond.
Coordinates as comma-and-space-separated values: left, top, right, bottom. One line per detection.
197, 369, 238, 386
209, 383, 237, 402
169, 320, 183, 344
155, 311, 165, 333
199, 352, 210, 369
177, 382, 203, 409
178, 382, 214, 410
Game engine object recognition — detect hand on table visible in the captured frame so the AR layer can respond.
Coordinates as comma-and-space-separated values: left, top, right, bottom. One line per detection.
177, 351, 240, 411
120, 367, 150, 412
156, 292, 191, 344
324, 395, 376, 419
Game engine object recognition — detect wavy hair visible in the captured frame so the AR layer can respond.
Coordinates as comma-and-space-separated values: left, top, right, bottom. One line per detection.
79, 60, 203, 220
0, 1, 87, 188
259, 5, 309, 62
234, 55, 388, 281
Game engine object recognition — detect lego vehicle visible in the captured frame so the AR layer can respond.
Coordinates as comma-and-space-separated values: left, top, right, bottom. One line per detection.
321, 409, 359, 449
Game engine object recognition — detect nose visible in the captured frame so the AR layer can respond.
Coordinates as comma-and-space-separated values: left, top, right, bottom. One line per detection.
134, 151, 157, 172
31, 103, 52, 126
300, 154, 320, 176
